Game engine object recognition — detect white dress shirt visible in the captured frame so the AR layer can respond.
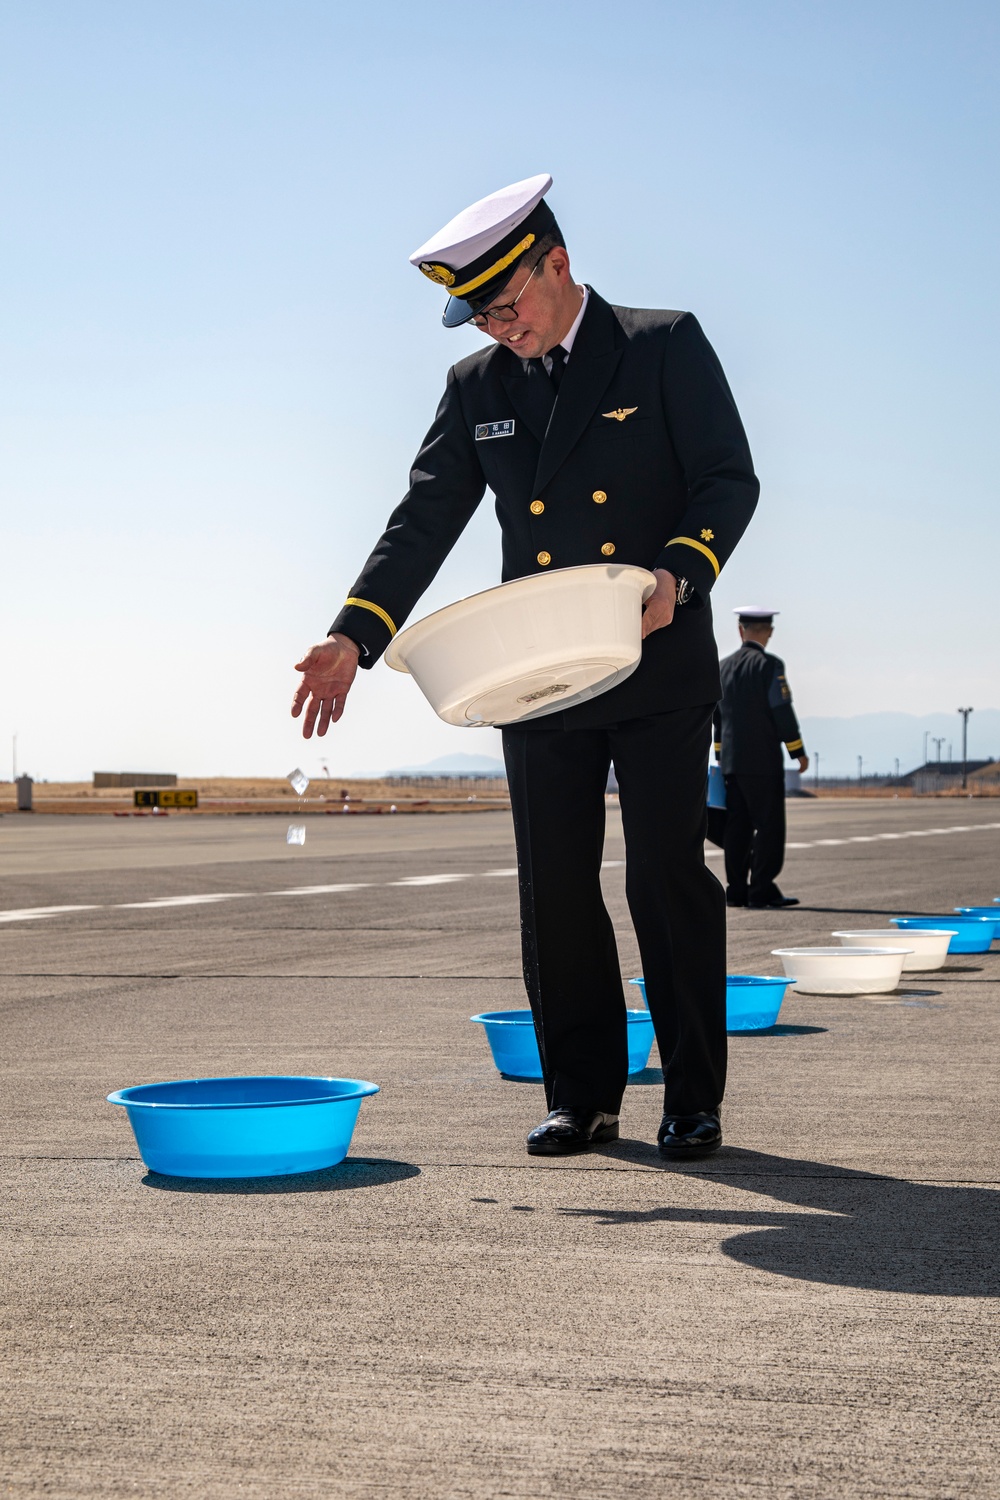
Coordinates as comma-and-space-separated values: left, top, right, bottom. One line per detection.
542, 285, 589, 374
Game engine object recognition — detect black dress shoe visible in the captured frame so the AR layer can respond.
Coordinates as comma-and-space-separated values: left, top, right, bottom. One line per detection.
726, 896, 747, 908
657, 1111, 722, 1159
749, 895, 800, 909
526, 1108, 620, 1156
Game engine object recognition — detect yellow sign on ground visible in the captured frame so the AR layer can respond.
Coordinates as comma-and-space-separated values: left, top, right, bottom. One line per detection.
133, 789, 199, 808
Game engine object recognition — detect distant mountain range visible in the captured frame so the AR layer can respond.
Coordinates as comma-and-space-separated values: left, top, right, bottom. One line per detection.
383, 752, 507, 776
382, 713, 1000, 782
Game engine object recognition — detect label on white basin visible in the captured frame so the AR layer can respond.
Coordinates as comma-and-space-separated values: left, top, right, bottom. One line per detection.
464, 662, 620, 726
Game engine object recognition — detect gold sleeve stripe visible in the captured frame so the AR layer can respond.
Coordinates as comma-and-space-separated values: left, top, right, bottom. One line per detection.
713, 742, 722, 751
785, 738, 804, 752
344, 597, 397, 637
665, 536, 720, 577
449, 234, 536, 298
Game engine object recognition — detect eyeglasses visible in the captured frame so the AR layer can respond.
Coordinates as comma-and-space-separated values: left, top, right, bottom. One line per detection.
469, 257, 544, 328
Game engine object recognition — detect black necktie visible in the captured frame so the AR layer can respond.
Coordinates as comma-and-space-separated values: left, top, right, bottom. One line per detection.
547, 344, 567, 391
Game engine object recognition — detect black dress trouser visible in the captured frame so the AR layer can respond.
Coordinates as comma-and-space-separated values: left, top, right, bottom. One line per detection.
502, 704, 726, 1118
722, 772, 786, 904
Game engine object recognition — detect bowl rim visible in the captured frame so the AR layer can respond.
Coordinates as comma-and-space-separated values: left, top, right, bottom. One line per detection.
770, 946, 910, 958
385, 564, 656, 669
107, 1074, 380, 1110
830, 928, 949, 940
724, 974, 793, 986
889, 918, 968, 929
633, 974, 791, 988
471, 1008, 652, 1025
896, 913, 995, 922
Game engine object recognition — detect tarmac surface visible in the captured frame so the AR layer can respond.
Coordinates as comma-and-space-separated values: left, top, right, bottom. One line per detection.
2, 798, 998, 1498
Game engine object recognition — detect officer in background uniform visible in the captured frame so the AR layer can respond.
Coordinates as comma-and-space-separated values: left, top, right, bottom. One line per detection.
292, 175, 759, 1159
713, 608, 808, 909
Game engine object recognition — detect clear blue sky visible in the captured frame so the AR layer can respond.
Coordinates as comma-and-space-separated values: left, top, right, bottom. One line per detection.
2, 0, 997, 780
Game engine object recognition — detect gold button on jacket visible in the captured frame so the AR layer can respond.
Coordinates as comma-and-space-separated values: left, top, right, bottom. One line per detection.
592, 490, 607, 504
537, 551, 551, 566
601, 542, 616, 556
530, 500, 545, 515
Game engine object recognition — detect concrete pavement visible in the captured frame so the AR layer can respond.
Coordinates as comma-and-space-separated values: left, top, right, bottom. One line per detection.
1, 799, 998, 1497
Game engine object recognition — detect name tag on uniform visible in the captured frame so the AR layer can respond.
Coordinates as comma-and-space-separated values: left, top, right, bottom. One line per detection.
475, 420, 515, 441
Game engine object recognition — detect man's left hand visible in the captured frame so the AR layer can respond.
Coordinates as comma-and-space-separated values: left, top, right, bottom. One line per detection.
641, 569, 678, 638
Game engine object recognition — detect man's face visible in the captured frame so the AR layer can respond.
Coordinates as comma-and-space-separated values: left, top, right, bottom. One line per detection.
472, 247, 574, 360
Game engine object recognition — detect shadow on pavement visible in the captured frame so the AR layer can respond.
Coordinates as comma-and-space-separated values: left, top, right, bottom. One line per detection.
141, 1157, 421, 1195
729, 1024, 828, 1037
566, 1146, 999, 1296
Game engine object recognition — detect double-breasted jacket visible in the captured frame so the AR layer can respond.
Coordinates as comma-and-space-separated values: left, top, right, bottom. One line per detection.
330, 289, 760, 727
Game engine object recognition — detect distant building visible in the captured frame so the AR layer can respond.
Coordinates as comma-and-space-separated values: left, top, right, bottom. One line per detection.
93, 772, 178, 788
896, 760, 992, 794
968, 761, 1000, 792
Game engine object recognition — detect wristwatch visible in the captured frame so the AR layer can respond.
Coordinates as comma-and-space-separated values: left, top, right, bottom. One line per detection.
675, 576, 694, 606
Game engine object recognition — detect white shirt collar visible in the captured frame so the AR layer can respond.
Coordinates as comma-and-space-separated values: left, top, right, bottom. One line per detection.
559, 284, 589, 357
540, 286, 589, 375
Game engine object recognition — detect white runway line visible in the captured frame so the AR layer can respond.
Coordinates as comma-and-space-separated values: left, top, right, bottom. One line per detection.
119, 894, 251, 908
0, 821, 995, 924
0, 904, 102, 923
271, 883, 372, 895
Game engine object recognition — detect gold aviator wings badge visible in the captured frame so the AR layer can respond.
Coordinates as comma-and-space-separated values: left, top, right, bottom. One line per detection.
602, 406, 638, 422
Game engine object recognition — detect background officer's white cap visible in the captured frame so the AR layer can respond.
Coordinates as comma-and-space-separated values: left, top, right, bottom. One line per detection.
409, 173, 560, 328
734, 606, 780, 618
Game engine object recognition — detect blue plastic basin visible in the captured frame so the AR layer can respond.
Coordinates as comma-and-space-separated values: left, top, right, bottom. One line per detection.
890, 917, 989, 954
471, 1009, 655, 1079
954, 908, 1000, 934
630, 975, 788, 1032
108, 1075, 379, 1178
724, 975, 791, 1030
707, 765, 727, 809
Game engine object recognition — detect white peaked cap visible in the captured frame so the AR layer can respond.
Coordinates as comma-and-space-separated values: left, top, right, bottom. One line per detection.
409, 173, 553, 268
734, 606, 780, 617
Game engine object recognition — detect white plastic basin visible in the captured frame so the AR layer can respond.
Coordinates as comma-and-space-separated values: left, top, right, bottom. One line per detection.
383, 564, 656, 727
831, 929, 954, 971
771, 946, 909, 995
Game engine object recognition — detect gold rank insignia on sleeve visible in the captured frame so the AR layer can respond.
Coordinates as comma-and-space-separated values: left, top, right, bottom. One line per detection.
701, 528, 714, 541
602, 406, 638, 422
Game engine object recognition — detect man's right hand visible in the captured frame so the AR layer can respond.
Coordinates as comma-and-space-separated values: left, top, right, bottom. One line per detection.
291, 634, 361, 737
798, 753, 810, 774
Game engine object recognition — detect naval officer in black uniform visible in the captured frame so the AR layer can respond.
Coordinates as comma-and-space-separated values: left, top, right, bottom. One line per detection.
714, 608, 808, 909
292, 174, 759, 1158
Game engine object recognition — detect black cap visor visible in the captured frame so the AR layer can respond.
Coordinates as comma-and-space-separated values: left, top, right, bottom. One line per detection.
441, 263, 521, 328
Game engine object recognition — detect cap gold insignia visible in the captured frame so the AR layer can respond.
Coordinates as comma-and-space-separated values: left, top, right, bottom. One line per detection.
701, 528, 714, 541
419, 262, 456, 287
602, 406, 638, 422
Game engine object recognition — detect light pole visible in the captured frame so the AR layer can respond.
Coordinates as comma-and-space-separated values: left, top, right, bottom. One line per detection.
958, 707, 973, 790
932, 737, 945, 762
857, 755, 863, 786
814, 752, 820, 789
894, 757, 900, 780
923, 729, 929, 765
